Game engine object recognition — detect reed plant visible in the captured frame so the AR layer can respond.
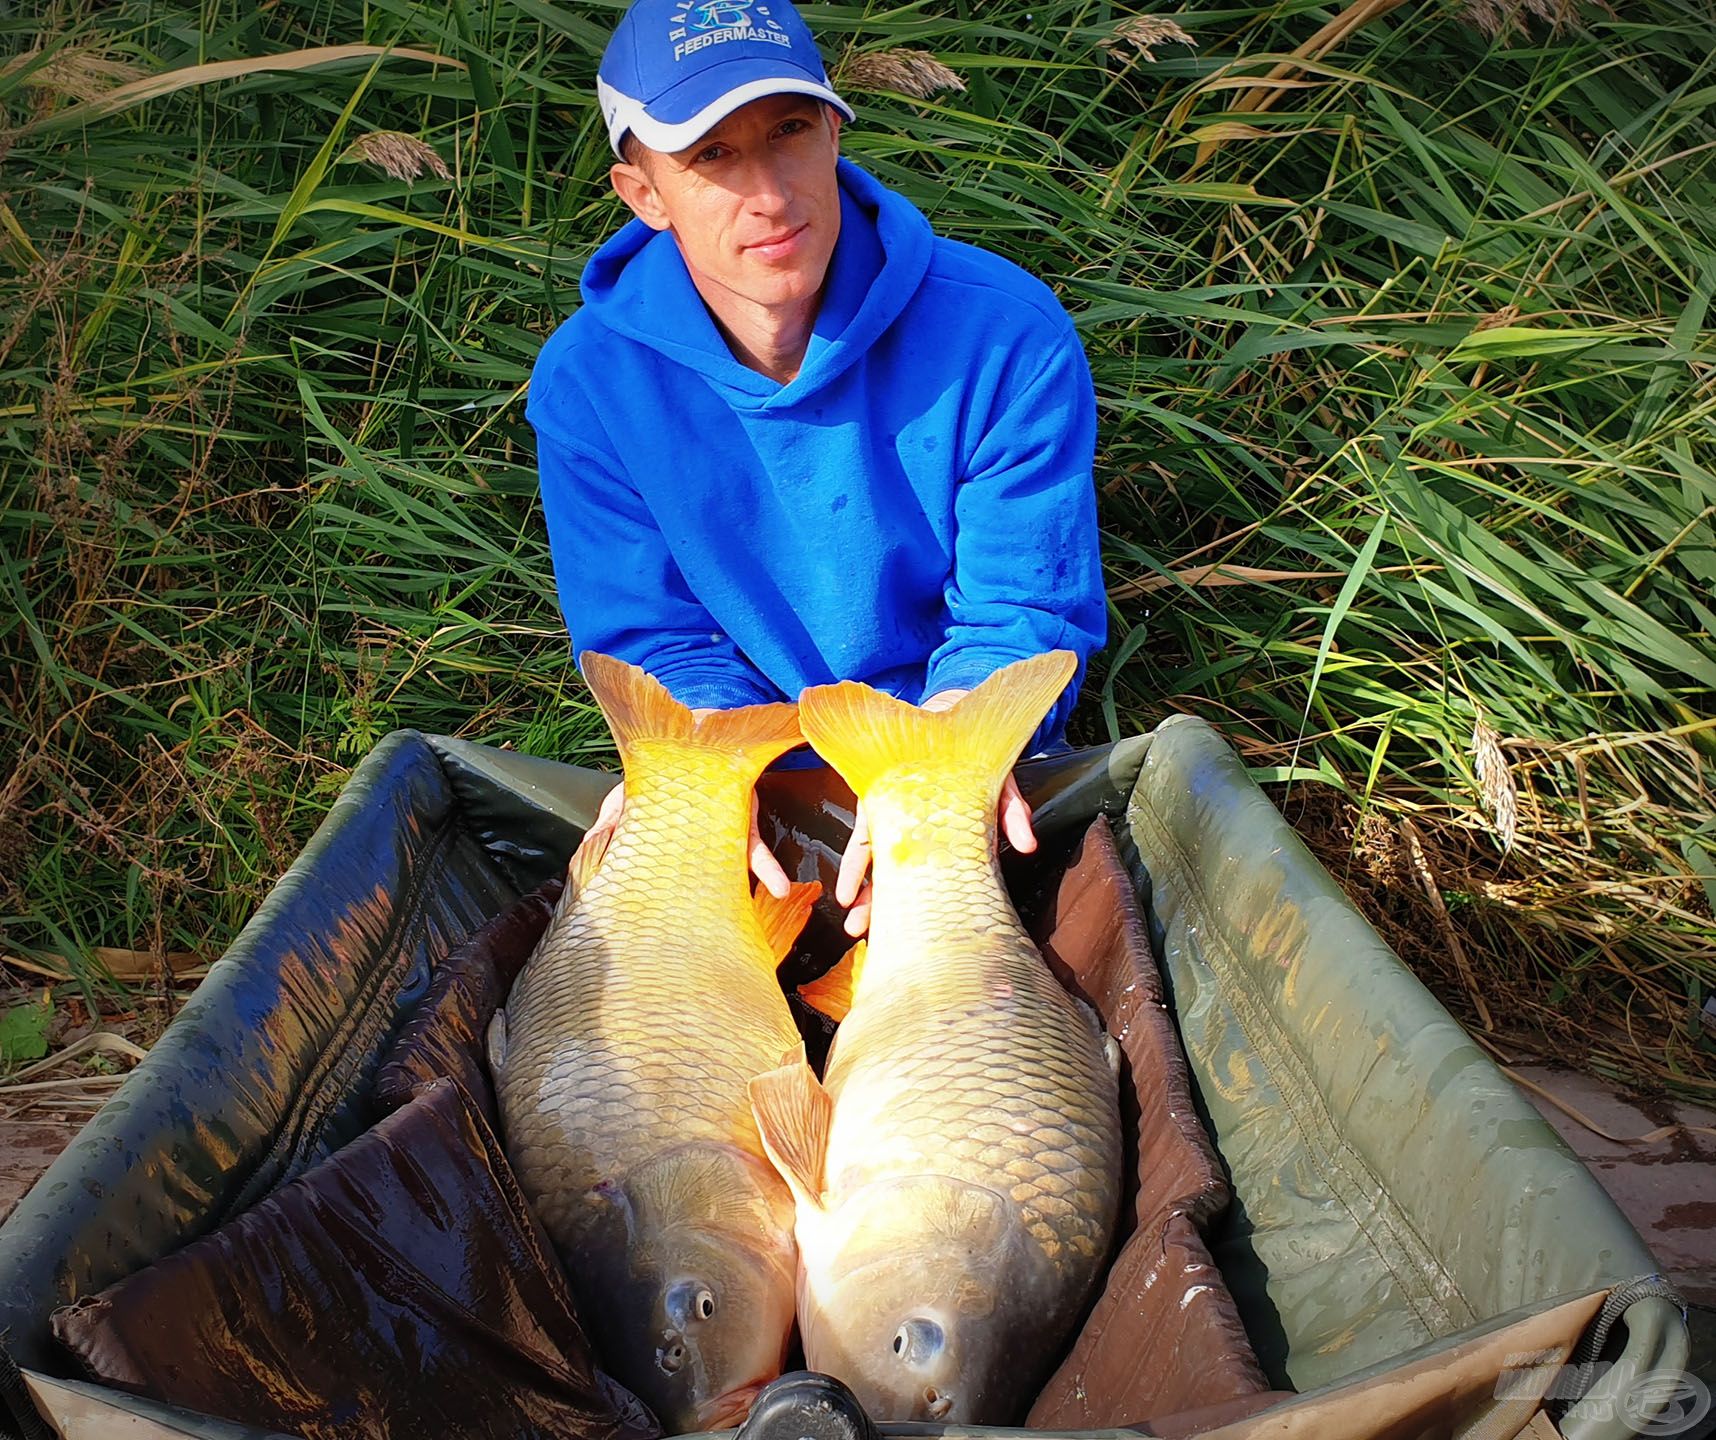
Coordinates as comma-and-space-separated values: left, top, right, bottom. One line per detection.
2, 0, 1712, 1094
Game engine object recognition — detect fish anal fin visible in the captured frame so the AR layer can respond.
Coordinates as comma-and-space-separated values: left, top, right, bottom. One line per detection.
749, 1058, 832, 1211
797, 939, 865, 1023
567, 817, 612, 894
755, 880, 822, 964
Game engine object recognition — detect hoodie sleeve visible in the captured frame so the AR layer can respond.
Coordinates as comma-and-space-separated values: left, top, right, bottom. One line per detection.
536, 432, 780, 711
923, 316, 1106, 751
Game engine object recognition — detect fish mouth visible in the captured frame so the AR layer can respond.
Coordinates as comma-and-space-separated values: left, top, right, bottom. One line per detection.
694, 1384, 763, 1431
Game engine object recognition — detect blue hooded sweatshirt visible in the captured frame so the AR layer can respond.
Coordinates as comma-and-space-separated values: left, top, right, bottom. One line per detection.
528, 158, 1104, 748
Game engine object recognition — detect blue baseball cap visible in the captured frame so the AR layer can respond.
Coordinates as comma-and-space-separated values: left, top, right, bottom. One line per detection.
597, 0, 854, 159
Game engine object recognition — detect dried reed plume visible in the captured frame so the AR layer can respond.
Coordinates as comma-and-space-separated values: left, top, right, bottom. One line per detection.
1103, 15, 1197, 63
837, 49, 966, 100
3, 46, 146, 104
1458, 0, 1610, 38
1476, 303, 1523, 331
338, 131, 451, 183
1471, 719, 1519, 853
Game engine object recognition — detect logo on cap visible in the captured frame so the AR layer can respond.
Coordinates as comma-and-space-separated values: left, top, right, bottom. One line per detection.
670, 2, 791, 61
690, 1, 753, 27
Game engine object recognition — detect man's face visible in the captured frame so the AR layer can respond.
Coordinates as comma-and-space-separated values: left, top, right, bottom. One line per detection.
610, 95, 842, 314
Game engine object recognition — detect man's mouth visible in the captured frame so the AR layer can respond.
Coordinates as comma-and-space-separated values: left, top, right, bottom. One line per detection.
745, 224, 808, 260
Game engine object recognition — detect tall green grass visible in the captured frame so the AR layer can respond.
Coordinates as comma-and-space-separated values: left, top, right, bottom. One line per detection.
2, 0, 1712, 1093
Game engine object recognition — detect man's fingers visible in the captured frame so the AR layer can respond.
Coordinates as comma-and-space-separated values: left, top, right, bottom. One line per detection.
843, 884, 873, 938
1000, 774, 1037, 854
836, 803, 871, 907
748, 791, 791, 898
751, 835, 792, 898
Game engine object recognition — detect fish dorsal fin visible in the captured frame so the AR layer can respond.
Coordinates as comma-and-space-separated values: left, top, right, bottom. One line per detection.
749, 1056, 832, 1211
754, 880, 822, 964
798, 652, 1077, 801
579, 651, 802, 774
797, 940, 865, 1023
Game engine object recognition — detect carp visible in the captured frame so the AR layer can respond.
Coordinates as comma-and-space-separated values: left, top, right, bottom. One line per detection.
750, 651, 1122, 1426
490, 653, 816, 1434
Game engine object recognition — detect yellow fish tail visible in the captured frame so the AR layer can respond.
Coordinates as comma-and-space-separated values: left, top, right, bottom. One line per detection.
799, 651, 1077, 801
580, 651, 803, 776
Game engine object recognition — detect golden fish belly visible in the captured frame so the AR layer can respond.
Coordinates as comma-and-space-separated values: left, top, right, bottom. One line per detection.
494, 899, 792, 1228
824, 925, 1121, 1269
495, 824, 802, 1251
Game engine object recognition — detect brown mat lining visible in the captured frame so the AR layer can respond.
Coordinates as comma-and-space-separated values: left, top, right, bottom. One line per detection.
1028, 818, 1274, 1428
52, 1077, 658, 1440
51, 806, 1274, 1438
373, 876, 563, 1123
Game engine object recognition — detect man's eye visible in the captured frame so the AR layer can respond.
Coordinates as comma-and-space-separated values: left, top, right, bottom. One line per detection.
694, 145, 726, 163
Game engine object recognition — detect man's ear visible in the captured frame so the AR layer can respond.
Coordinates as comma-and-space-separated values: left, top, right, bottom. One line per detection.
827, 108, 842, 152
610, 161, 669, 231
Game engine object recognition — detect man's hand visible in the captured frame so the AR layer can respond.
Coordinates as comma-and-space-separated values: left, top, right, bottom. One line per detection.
833, 689, 1038, 938
576, 707, 792, 898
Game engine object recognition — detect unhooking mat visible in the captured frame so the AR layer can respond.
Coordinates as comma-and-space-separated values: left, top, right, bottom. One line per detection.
0, 717, 1691, 1440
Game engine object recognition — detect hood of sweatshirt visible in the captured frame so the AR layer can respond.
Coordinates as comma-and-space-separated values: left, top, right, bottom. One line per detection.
576, 158, 933, 411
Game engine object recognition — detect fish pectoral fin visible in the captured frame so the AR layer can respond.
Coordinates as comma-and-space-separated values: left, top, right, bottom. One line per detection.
755, 880, 822, 964
796, 939, 865, 1023
485, 1007, 507, 1078
1072, 996, 1121, 1079
748, 1057, 832, 1211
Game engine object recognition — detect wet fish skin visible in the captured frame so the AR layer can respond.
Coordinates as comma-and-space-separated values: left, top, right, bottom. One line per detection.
491, 654, 814, 1434
752, 652, 1123, 1426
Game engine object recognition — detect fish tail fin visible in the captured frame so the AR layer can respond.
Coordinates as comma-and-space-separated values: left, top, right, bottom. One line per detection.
754, 880, 821, 963
749, 1054, 831, 1212
798, 651, 1077, 800
579, 651, 802, 774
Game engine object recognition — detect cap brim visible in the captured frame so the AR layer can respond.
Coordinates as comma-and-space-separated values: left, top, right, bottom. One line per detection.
603, 58, 853, 157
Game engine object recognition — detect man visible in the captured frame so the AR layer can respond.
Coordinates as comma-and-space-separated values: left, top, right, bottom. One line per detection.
528, 0, 1104, 933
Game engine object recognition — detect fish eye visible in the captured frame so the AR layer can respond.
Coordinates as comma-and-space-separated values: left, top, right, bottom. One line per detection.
696, 1288, 716, 1320
892, 1318, 944, 1365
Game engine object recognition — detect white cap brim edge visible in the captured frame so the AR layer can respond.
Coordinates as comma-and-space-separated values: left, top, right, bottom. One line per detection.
600, 74, 855, 158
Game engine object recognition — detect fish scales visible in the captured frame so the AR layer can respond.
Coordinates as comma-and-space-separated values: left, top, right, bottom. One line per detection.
491, 656, 812, 1435
502, 766, 800, 1193
752, 652, 1123, 1427
824, 778, 1120, 1265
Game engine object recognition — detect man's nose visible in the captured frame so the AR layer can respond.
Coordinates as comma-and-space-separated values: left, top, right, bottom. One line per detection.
742, 157, 792, 213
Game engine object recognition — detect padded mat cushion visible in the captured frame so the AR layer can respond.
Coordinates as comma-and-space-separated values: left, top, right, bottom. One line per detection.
51, 1077, 658, 1440
373, 878, 563, 1123
1028, 819, 1272, 1427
